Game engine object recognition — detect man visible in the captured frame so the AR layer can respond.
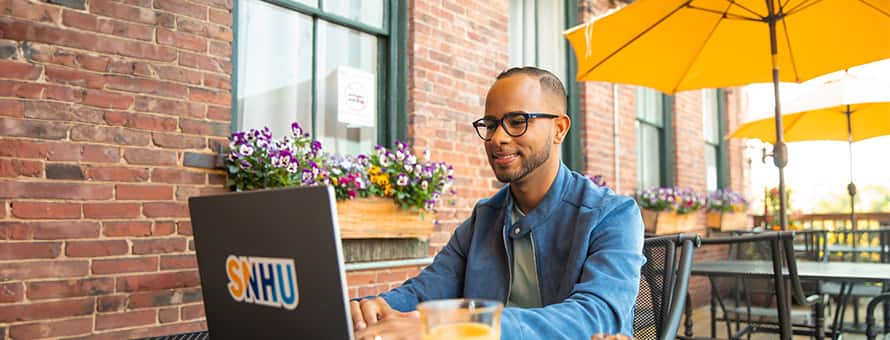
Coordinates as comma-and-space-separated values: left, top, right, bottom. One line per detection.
351, 67, 645, 339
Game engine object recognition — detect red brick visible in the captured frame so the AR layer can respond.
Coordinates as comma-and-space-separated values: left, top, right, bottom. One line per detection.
0, 60, 42, 80
0, 242, 61, 260
83, 89, 134, 109
97, 17, 155, 41
150, 168, 205, 184
5, 0, 62, 23
77, 54, 111, 72
153, 221, 176, 236
26, 278, 115, 300
179, 52, 225, 73
133, 95, 189, 115
132, 237, 186, 254
0, 297, 94, 323
208, 8, 232, 26
88, 0, 158, 25
177, 221, 193, 236
0, 282, 24, 303
346, 272, 376, 286
159, 307, 179, 323
0, 98, 24, 118
61, 9, 98, 30
71, 125, 151, 146
83, 203, 141, 219
83, 144, 121, 163
46, 142, 83, 161
116, 184, 174, 200
92, 256, 158, 275
105, 75, 189, 99
116, 271, 201, 292
0, 117, 70, 140
180, 118, 228, 137
160, 254, 197, 270
45, 65, 106, 89
65, 240, 129, 257
102, 221, 152, 237
188, 87, 229, 106
95, 310, 156, 331
181, 303, 205, 320
30, 221, 101, 239
202, 73, 231, 90
178, 16, 232, 41
42, 83, 86, 102
8, 317, 93, 339
143, 202, 189, 218
154, 0, 207, 20
128, 287, 202, 309
123, 148, 178, 166
158, 28, 207, 52
0, 159, 43, 178
206, 105, 230, 121
23, 102, 105, 124
96, 294, 128, 313
0, 139, 48, 158
0, 181, 113, 200
153, 132, 206, 149
85, 166, 150, 182
208, 40, 231, 58
0, 260, 88, 281
153, 65, 202, 85
11, 202, 81, 219
108, 111, 179, 131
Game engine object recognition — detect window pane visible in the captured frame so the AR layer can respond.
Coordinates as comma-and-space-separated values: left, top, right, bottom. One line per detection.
536, 0, 566, 87
236, 0, 313, 138
315, 20, 378, 155
637, 123, 662, 189
705, 144, 718, 191
636, 87, 663, 126
703, 89, 720, 143
323, 0, 384, 29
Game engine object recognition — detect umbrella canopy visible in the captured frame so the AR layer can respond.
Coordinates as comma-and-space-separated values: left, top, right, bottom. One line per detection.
564, 0, 890, 233
564, 0, 890, 95
730, 73, 890, 143
730, 71, 890, 236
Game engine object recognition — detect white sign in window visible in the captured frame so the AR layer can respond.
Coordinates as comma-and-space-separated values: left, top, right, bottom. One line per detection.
334, 66, 376, 128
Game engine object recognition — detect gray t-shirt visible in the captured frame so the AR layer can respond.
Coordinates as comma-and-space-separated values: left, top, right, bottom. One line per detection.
506, 204, 542, 308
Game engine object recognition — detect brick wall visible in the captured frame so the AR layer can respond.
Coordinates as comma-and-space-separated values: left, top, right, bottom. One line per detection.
0, 0, 232, 338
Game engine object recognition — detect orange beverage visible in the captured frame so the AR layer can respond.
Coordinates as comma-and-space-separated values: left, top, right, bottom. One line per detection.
423, 322, 498, 340
418, 299, 502, 340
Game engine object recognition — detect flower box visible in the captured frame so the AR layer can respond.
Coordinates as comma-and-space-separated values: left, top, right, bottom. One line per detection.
641, 209, 697, 235
706, 211, 750, 231
336, 197, 434, 239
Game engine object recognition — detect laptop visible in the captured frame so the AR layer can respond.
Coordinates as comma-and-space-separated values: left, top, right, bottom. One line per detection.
188, 185, 354, 339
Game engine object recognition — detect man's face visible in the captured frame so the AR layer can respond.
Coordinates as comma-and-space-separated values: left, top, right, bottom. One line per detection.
481, 75, 563, 183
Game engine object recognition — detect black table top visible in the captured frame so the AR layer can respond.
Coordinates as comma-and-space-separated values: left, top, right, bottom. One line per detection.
692, 260, 890, 282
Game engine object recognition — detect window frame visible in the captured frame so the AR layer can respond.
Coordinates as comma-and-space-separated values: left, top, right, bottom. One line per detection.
635, 87, 674, 189
230, 0, 407, 149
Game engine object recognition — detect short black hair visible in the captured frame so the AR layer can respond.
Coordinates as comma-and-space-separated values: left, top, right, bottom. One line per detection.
496, 66, 567, 110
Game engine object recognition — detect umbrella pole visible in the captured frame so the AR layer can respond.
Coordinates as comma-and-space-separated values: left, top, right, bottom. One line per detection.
846, 105, 858, 246
767, 0, 789, 232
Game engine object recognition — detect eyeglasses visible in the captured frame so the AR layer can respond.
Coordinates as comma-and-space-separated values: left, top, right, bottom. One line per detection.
472, 112, 560, 141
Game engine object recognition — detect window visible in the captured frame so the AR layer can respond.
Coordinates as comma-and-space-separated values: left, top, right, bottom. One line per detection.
636, 87, 673, 189
233, 0, 404, 155
703, 89, 727, 191
507, 0, 582, 171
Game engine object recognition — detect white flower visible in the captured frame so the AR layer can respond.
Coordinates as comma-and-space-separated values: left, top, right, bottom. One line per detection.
239, 144, 254, 157
423, 149, 430, 161
420, 180, 428, 190
286, 163, 299, 174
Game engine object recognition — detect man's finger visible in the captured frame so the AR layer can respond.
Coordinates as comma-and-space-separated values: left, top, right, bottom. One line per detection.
360, 299, 382, 326
350, 300, 367, 330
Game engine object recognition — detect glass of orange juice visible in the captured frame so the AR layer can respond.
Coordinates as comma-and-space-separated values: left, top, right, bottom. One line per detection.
417, 299, 502, 340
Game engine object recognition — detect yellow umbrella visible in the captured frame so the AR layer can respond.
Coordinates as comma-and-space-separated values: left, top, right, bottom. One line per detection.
564, 0, 890, 231
730, 72, 890, 235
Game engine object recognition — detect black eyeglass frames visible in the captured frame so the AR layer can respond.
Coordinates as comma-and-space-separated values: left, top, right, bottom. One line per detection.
471, 112, 560, 141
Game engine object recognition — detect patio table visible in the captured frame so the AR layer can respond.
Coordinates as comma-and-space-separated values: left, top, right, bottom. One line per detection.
691, 260, 890, 340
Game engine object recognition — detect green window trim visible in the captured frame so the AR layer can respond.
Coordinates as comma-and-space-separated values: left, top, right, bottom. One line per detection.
230, 0, 407, 148
716, 88, 729, 189
562, 1, 583, 172
661, 94, 675, 187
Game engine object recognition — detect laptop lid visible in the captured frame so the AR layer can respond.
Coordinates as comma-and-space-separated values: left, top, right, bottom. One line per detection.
189, 186, 353, 339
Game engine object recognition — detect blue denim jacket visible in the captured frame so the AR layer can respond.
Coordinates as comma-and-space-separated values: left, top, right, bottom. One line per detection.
380, 164, 645, 339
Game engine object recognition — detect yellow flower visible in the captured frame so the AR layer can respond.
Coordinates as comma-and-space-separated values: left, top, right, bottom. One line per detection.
369, 166, 381, 175
384, 184, 394, 196
331, 177, 339, 186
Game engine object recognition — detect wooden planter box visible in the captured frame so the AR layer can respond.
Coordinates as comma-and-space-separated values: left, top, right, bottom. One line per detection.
641, 209, 697, 235
336, 197, 434, 239
706, 211, 750, 231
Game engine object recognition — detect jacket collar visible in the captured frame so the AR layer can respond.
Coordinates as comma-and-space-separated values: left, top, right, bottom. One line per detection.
501, 163, 572, 235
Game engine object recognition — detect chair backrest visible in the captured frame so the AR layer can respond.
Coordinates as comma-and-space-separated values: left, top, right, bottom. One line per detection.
634, 234, 700, 340
698, 231, 807, 340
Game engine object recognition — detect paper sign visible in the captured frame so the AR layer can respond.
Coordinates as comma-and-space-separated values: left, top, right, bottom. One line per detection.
336, 66, 376, 128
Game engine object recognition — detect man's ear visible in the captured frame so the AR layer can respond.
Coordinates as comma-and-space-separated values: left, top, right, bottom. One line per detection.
553, 114, 571, 144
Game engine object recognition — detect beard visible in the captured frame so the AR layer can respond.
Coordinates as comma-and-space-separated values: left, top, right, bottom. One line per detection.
491, 143, 551, 183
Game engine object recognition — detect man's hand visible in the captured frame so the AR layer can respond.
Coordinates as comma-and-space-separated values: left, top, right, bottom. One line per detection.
354, 310, 421, 340
350, 297, 418, 331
